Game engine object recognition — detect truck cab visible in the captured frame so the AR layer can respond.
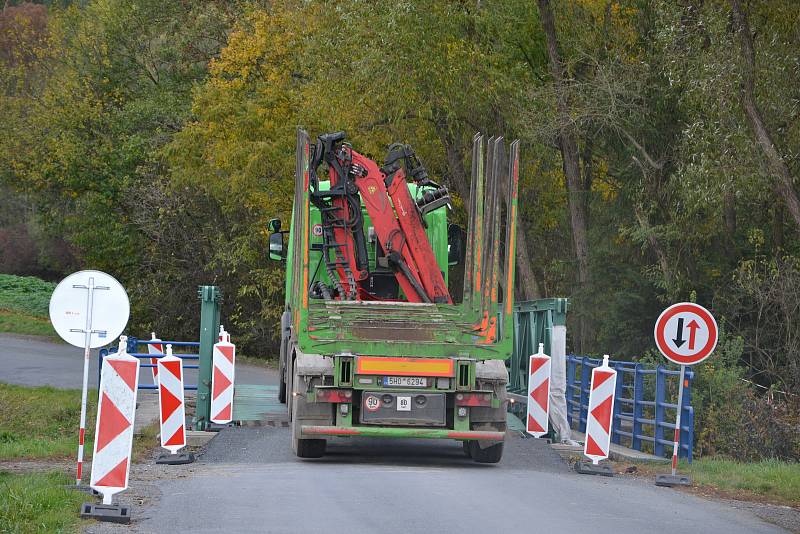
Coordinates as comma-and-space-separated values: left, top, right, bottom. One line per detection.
268, 130, 519, 462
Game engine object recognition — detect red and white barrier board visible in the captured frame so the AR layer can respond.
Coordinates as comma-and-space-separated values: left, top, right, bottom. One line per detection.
147, 332, 163, 385
210, 326, 235, 424
583, 355, 617, 465
158, 344, 187, 454
526, 342, 551, 438
91, 337, 140, 504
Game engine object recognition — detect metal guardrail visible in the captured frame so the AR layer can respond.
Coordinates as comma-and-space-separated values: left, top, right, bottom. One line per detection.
98, 337, 200, 391
566, 355, 694, 462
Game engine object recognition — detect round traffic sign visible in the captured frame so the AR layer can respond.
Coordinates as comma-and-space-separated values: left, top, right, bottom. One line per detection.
654, 302, 717, 365
49, 270, 130, 348
364, 395, 381, 412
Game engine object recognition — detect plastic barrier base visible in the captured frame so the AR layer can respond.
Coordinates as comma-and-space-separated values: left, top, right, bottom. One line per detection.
655, 474, 692, 487
156, 452, 195, 465
575, 461, 614, 477
80, 503, 132, 524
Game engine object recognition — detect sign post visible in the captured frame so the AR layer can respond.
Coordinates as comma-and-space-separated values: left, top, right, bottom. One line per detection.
49, 270, 129, 490
653, 302, 717, 487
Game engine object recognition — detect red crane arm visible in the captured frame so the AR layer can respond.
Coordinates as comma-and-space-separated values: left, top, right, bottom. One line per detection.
348, 151, 431, 303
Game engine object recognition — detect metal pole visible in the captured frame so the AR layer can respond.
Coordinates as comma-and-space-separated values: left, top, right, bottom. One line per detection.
194, 286, 221, 431
75, 277, 95, 486
671, 364, 686, 476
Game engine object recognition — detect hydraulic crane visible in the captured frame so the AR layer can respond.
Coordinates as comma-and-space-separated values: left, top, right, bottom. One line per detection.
308, 132, 452, 304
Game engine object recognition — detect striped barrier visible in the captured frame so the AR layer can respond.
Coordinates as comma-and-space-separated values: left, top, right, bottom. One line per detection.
583, 355, 616, 464
157, 345, 187, 453
90, 337, 139, 504
526, 343, 550, 438
146, 333, 163, 386
210, 326, 235, 424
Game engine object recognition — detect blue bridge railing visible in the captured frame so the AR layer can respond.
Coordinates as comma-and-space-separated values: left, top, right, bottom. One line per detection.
566, 355, 694, 463
98, 336, 200, 391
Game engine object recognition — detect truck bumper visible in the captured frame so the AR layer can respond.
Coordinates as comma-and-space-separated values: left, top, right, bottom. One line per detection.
301, 425, 505, 441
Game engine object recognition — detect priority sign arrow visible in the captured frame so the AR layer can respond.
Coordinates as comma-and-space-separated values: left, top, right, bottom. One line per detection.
672, 317, 686, 348
686, 319, 700, 350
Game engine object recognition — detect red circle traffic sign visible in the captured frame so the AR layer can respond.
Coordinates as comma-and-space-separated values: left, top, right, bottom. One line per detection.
654, 302, 717, 365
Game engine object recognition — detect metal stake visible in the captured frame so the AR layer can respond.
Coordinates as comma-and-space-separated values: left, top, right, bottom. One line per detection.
655, 364, 692, 486
69, 277, 109, 486
671, 364, 686, 476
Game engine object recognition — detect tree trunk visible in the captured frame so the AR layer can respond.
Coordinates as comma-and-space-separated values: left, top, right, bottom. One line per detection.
537, 0, 592, 350
514, 219, 542, 300
730, 0, 800, 230
634, 204, 671, 289
432, 108, 470, 202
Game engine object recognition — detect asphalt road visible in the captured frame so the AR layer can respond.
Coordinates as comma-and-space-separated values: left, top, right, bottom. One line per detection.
132, 429, 787, 534
0, 333, 275, 389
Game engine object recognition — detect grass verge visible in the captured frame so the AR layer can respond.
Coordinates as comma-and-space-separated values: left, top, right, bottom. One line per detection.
685, 458, 800, 506
0, 471, 85, 533
0, 384, 96, 461
0, 274, 55, 316
0, 310, 57, 339
629, 457, 800, 507
0, 274, 58, 339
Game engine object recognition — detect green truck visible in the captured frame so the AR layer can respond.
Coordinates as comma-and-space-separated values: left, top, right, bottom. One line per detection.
268, 130, 519, 462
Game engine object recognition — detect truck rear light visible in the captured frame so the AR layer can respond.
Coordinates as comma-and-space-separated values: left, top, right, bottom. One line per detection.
316, 388, 353, 403
454, 392, 492, 407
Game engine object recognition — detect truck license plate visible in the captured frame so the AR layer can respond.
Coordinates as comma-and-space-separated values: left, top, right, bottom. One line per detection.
383, 376, 426, 387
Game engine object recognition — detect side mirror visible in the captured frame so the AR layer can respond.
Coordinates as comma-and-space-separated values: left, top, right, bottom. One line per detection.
269, 232, 286, 261
447, 224, 465, 266
267, 218, 282, 233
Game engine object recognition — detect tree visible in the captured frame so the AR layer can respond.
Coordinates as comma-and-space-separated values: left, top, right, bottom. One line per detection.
730, 0, 800, 231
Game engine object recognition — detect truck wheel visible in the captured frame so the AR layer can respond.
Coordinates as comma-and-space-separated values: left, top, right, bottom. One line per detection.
462, 441, 472, 458
293, 436, 326, 458
291, 368, 326, 458
470, 441, 504, 464
278, 350, 287, 403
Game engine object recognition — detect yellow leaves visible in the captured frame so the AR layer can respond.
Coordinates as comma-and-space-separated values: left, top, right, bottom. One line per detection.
562, 1, 641, 60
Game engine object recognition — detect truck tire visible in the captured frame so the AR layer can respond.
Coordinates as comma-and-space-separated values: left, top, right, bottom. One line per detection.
470, 441, 504, 464
462, 440, 472, 458
278, 311, 291, 404
278, 340, 287, 404
291, 368, 326, 458
293, 435, 326, 458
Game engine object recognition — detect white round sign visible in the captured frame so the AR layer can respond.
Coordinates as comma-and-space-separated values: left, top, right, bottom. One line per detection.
49, 270, 130, 349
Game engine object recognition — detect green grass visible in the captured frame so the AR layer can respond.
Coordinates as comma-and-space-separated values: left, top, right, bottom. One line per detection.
0, 310, 56, 338
0, 384, 95, 461
0, 471, 85, 533
0, 274, 57, 338
0, 274, 55, 317
684, 458, 800, 505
